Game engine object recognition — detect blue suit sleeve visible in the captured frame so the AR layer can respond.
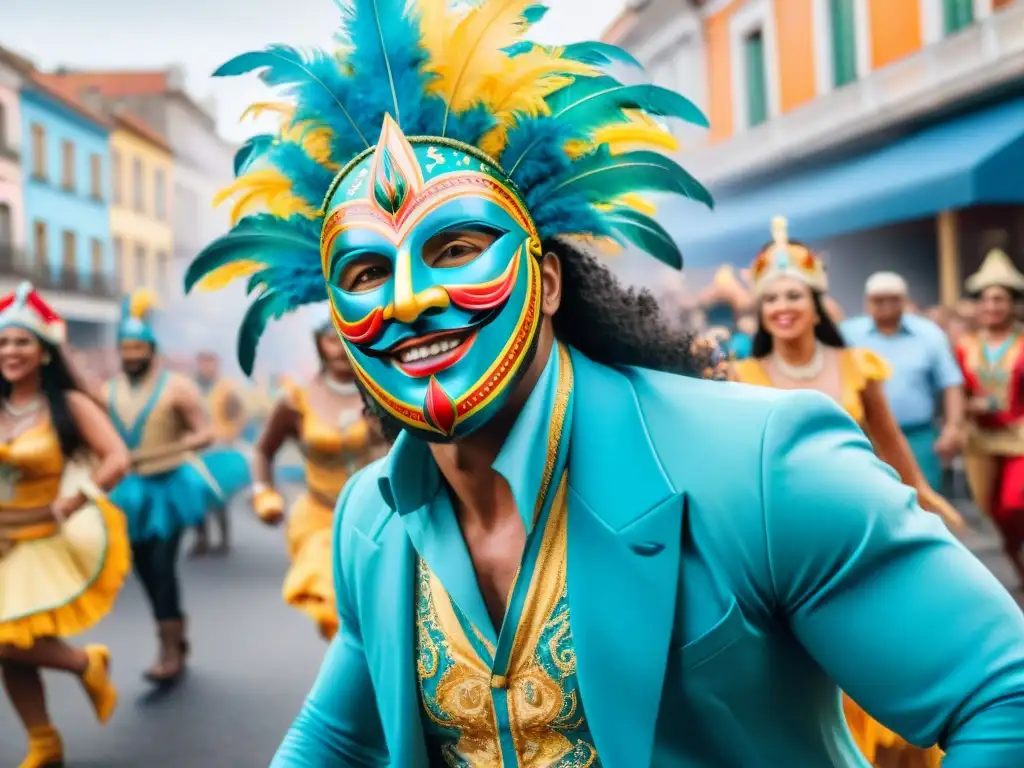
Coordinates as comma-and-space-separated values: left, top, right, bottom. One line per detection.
761, 391, 1024, 767
271, 476, 388, 767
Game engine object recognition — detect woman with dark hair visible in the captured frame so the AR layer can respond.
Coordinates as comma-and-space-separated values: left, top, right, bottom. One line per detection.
956, 248, 1024, 589
249, 307, 385, 640
731, 217, 960, 768
188, 5, 1024, 764
0, 283, 131, 768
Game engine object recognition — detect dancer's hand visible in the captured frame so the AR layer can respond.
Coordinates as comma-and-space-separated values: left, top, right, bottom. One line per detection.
252, 485, 285, 526
917, 486, 966, 532
51, 495, 83, 522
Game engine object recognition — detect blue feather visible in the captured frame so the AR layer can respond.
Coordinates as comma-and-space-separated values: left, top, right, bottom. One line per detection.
561, 41, 643, 70
234, 135, 275, 175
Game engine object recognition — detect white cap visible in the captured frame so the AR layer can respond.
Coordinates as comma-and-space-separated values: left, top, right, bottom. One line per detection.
864, 271, 908, 297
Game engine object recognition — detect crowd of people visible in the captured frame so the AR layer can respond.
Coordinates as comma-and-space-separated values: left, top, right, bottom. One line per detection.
3, 0, 1024, 766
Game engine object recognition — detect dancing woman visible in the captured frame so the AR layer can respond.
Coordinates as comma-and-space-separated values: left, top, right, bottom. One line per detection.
0, 283, 130, 768
250, 310, 383, 640
957, 248, 1024, 589
730, 217, 960, 768
105, 291, 215, 685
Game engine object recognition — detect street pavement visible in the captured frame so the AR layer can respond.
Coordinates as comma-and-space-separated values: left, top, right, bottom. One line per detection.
0, 496, 1021, 767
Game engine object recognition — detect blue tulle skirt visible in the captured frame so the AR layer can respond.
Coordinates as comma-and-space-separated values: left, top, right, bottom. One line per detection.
199, 447, 251, 505
111, 463, 216, 542
241, 420, 262, 444
275, 465, 306, 485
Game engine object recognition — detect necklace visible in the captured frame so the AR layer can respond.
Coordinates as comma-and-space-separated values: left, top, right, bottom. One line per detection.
3, 396, 44, 418
773, 342, 825, 381
324, 375, 359, 397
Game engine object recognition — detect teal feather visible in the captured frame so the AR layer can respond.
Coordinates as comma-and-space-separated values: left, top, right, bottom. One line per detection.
341, 0, 410, 124
234, 135, 275, 175
561, 41, 642, 70
604, 206, 682, 269
522, 4, 549, 24
552, 150, 713, 208
236, 292, 296, 375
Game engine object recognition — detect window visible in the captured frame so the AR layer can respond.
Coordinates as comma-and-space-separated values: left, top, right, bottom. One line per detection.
944, 0, 974, 35
90, 238, 103, 279
744, 30, 769, 128
155, 250, 169, 289
132, 158, 144, 213
31, 123, 46, 180
111, 150, 123, 205
61, 140, 75, 191
62, 230, 77, 274
154, 169, 167, 220
134, 244, 147, 286
0, 203, 11, 247
90, 153, 102, 200
33, 220, 48, 267
113, 236, 126, 289
829, 0, 858, 87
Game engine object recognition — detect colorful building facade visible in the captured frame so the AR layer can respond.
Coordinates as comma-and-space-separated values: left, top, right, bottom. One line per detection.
0, 49, 26, 271
18, 72, 117, 345
605, 0, 1024, 310
107, 112, 174, 295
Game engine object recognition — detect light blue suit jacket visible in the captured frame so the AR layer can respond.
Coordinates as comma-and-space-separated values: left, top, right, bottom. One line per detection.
272, 348, 1024, 767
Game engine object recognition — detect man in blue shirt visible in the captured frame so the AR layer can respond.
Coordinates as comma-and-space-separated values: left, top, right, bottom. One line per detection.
842, 271, 966, 488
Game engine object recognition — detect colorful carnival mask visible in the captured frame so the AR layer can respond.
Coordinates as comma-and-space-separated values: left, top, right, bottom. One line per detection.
322, 117, 542, 437
186, 0, 713, 442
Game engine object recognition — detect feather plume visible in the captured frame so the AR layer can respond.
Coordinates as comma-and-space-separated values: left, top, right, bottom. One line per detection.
195, 261, 265, 292
240, 101, 295, 123
339, 0, 415, 124
214, 168, 321, 225
128, 289, 160, 320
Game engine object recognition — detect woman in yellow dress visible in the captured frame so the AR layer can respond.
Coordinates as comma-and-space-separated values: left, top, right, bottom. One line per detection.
0, 283, 131, 768
249, 311, 385, 640
730, 218, 963, 768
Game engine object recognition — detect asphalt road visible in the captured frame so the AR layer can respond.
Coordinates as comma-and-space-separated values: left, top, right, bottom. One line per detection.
1, 496, 1021, 767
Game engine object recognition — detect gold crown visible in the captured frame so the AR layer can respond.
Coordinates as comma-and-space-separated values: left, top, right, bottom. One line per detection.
749, 216, 827, 297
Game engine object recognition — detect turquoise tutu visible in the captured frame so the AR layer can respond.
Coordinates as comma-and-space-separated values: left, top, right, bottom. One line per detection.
199, 447, 251, 504
275, 464, 305, 485
111, 462, 216, 542
241, 420, 262, 444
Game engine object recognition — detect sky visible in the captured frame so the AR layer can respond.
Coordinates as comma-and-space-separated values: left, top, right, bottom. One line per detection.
1, 0, 627, 141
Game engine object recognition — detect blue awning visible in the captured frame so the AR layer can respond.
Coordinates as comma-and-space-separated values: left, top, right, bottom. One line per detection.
662, 96, 1024, 268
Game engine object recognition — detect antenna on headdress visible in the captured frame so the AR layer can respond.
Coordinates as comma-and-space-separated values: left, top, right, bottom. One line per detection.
14, 281, 32, 309
771, 216, 789, 247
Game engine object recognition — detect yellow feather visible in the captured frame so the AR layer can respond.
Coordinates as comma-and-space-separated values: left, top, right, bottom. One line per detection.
281, 120, 337, 168
417, 0, 456, 67
196, 261, 265, 292
240, 102, 295, 123
425, 0, 542, 115
128, 289, 160, 320
566, 111, 679, 158
213, 169, 319, 226
615, 193, 658, 217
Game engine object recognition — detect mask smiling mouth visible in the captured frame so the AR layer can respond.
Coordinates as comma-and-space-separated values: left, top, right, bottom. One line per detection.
383, 327, 478, 378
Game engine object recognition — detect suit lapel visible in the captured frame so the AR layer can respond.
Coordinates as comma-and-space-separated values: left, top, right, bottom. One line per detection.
358, 511, 428, 767
566, 350, 684, 768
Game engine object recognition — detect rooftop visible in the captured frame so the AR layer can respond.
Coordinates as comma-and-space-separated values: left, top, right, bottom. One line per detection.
27, 72, 111, 128
113, 110, 172, 153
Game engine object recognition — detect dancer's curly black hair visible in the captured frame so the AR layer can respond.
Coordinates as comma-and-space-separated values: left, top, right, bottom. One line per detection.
359, 240, 712, 442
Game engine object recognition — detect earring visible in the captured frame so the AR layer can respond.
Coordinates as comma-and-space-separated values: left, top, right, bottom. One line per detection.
41, 353, 52, 365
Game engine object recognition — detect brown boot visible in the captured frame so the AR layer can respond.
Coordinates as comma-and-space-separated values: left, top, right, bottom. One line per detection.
143, 620, 186, 686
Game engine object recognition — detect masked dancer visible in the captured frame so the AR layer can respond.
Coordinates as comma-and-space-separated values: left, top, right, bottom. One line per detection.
0, 283, 130, 768
188, 2, 1024, 764
189, 351, 251, 557
105, 291, 215, 685
249, 308, 382, 640
957, 248, 1024, 589
730, 217, 965, 768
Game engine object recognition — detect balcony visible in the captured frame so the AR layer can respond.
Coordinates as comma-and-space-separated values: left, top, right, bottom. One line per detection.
682, 4, 1024, 186
0, 244, 120, 299
0, 143, 17, 163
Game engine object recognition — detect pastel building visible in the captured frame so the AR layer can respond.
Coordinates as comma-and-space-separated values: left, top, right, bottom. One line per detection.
605, 0, 1024, 310
0, 49, 26, 277
18, 71, 117, 345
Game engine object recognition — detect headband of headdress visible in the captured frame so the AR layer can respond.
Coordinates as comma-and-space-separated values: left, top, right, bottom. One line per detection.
965, 248, 1024, 295
0, 282, 66, 346
750, 216, 827, 298
118, 289, 160, 345
183, 0, 713, 374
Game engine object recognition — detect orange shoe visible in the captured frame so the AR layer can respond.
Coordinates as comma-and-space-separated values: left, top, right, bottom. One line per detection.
18, 725, 64, 768
80, 644, 118, 724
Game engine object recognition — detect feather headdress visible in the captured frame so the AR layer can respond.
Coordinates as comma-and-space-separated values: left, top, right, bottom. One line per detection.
0, 282, 66, 346
186, 0, 713, 373
118, 288, 161, 344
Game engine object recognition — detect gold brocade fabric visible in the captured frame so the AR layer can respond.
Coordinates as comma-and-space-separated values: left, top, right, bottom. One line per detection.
959, 333, 1024, 456
415, 477, 599, 768
0, 420, 64, 508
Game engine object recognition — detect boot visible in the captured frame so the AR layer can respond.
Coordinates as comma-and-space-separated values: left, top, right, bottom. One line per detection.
18, 725, 63, 768
143, 619, 186, 686
80, 644, 118, 724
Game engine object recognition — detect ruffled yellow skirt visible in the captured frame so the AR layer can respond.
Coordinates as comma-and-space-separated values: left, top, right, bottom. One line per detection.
282, 493, 337, 641
845, 696, 943, 767
0, 493, 130, 649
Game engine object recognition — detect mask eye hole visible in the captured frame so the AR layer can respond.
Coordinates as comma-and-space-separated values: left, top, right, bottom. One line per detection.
339, 253, 393, 293
423, 225, 505, 270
